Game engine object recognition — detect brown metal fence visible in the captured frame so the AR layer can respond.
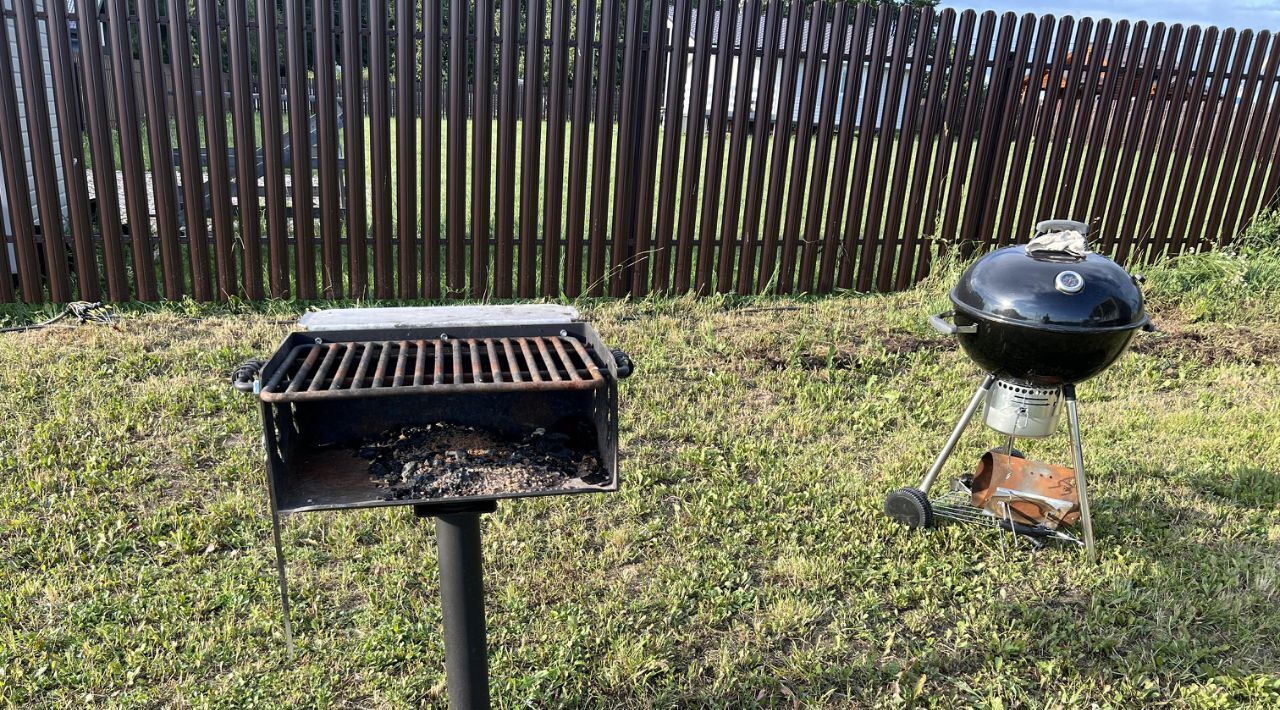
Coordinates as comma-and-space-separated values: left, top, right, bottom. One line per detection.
2, 1, 1279, 304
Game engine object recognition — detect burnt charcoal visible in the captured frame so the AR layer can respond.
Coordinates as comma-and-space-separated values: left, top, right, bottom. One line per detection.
545, 418, 597, 449
356, 421, 605, 501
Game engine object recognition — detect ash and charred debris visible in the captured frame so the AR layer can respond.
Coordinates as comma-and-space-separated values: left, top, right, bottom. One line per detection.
357, 421, 604, 501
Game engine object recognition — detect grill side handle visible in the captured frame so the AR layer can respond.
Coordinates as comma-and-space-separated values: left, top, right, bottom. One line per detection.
1129, 274, 1157, 333
231, 359, 265, 394
929, 310, 977, 336
610, 349, 634, 379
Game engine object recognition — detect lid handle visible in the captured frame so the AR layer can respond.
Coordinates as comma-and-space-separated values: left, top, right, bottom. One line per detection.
929, 310, 978, 336
1034, 219, 1090, 237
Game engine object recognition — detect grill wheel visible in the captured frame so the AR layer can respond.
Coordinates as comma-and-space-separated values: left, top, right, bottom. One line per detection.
884, 488, 933, 529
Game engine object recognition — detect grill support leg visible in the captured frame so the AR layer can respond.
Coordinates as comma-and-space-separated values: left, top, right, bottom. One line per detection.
1064, 386, 1096, 562
918, 374, 996, 494
417, 501, 496, 710
270, 508, 295, 654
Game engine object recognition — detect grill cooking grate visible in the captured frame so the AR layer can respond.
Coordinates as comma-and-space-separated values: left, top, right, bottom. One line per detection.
260, 335, 606, 402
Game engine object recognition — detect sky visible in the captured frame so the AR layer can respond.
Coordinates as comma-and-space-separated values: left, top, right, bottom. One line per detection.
938, 1, 1280, 32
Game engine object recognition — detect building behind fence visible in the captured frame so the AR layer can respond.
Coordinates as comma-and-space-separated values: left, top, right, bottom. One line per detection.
1, 0, 1279, 304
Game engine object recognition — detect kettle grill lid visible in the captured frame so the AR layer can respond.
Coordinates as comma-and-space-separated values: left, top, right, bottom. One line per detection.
949, 246, 1148, 332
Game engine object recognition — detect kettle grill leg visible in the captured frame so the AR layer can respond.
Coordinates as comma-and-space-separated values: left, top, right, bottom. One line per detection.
918, 374, 997, 494
1064, 386, 1096, 562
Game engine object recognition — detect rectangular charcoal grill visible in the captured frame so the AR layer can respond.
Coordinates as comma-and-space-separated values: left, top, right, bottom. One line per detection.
253, 322, 628, 515
235, 307, 633, 708
260, 334, 607, 402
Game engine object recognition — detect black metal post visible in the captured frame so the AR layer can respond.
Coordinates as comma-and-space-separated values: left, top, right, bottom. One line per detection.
416, 501, 496, 710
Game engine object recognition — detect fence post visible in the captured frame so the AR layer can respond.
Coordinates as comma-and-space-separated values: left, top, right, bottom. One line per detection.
960, 15, 1020, 258
606, 0, 647, 296
621, 15, 654, 294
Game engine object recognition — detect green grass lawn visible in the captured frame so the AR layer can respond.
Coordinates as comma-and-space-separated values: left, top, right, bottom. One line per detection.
2, 242, 1280, 706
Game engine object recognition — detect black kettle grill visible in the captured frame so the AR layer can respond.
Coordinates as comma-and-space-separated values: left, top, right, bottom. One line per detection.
885, 220, 1152, 559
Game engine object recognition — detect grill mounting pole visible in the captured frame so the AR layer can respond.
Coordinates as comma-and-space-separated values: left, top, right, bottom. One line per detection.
415, 501, 497, 710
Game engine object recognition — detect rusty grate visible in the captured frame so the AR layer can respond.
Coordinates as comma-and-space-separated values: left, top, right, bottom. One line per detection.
259, 336, 606, 402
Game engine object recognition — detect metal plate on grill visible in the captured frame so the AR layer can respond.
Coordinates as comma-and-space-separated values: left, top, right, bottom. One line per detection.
297, 305, 579, 331
259, 335, 606, 402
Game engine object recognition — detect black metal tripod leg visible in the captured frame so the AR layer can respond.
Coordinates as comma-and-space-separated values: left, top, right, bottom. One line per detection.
435, 512, 492, 710
1064, 386, 1096, 562
270, 509, 295, 654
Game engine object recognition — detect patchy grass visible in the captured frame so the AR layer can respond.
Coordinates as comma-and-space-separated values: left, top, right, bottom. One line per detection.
2, 247, 1280, 707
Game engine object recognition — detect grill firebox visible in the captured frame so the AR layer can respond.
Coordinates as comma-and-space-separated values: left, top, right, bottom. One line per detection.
258, 323, 623, 514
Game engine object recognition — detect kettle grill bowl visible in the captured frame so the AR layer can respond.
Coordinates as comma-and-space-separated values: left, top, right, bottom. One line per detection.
951, 307, 1140, 385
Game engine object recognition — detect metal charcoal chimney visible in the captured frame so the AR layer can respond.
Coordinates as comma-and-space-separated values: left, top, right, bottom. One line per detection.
233, 306, 634, 708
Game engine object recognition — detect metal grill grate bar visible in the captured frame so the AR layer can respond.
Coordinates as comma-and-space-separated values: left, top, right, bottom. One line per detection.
261, 335, 608, 402
329, 343, 359, 390
286, 346, 324, 393
413, 339, 427, 386
503, 339, 523, 383
352, 343, 376, 390
485, 338, 501, 383
468, 339, 484, 383
534, 338, 563, 382
517, 339, 543, 382
308, 344, 342, 391
551, 338, 580, 381
565, 337, 604, 381
372, 342, 392, 388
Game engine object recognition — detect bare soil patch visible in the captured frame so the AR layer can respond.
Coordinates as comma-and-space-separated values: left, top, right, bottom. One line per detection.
757, 331, 944, 373
1133, 322, 1280, 366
